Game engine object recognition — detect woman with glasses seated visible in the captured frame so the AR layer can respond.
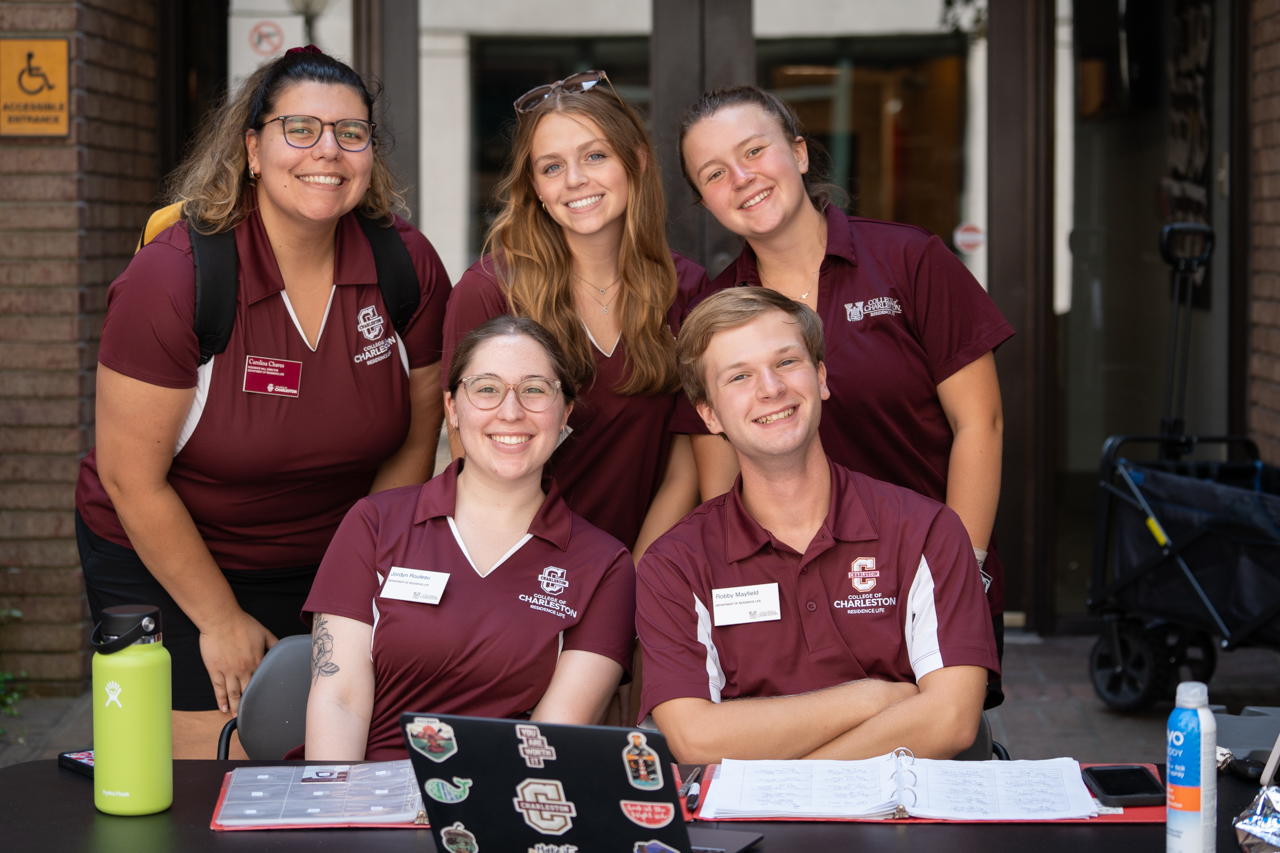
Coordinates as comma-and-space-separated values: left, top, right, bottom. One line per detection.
302, 317, 636, 760
74, 47, 450, 758
442, 71, 706, 564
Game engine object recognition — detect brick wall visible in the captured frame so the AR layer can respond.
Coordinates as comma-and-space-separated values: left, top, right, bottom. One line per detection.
1254, 0, 1280, 463
0, 1, 157, 695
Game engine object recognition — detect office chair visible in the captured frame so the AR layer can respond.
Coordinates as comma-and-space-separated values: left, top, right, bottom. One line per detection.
216, 634, 312, 760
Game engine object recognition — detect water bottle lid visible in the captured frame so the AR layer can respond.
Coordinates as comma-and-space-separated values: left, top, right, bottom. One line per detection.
1175, 680, 1209, 708
93, 605, 163, 653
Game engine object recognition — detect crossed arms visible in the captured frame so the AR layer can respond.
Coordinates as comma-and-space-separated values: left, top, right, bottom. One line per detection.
651, 664, 988, 764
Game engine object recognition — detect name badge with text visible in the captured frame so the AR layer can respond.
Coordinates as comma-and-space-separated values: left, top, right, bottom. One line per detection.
712, 582, 781, 627
243, 356, 302, 398
380, 567, 450, 605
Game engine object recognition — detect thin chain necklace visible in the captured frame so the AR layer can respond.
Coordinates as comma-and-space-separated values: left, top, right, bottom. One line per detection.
761, 267, 819, 303
572, 270, 621, 296
572, 271, 622, 314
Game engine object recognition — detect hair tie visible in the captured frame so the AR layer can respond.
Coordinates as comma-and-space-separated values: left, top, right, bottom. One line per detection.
286, 44, 323, 56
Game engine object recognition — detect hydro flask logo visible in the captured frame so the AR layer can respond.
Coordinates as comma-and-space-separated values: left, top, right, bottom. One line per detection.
104, 680, 123, 708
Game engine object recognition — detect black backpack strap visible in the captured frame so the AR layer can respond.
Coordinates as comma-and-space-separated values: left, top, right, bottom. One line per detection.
356, 212, 420, 337
187, 222, 239, 366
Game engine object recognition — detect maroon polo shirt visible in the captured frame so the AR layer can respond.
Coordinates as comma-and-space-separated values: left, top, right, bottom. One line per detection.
304, 459, 637, 760
670, 205, 1014, 612
635, 457, 999, 723
440, 251, 708, 549
75, 203, 450, 570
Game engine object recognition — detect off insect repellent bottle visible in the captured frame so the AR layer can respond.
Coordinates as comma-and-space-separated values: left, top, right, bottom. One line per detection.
1166, 680, 1216, 853
91, 604, 173, 815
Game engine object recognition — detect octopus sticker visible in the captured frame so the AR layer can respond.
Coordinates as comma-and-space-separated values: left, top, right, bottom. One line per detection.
440, 821, 479, 853
407, 717, 457, 763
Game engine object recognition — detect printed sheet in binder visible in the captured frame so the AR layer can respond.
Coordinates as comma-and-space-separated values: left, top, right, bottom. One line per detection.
696, 750, 1102, 821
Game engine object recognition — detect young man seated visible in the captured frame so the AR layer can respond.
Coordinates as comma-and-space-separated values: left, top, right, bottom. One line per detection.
637, 288, 999, 764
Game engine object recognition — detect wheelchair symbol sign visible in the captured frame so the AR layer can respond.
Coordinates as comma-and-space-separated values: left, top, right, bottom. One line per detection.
1, 38, 69, 137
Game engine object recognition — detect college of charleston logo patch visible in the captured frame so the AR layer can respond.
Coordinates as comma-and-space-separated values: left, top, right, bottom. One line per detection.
849, 557, 878, 592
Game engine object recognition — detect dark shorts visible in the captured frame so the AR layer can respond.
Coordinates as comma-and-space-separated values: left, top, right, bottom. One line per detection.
76, 511, 317, 712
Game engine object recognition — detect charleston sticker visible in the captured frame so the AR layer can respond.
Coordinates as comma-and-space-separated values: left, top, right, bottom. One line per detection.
406, 717, 457, 763
633, 841, 681, 853
424, 776, 472, 804
440, 821, 479, 853
516, 724, 558, 768
620, 800, 675, 829
513, 778, 577, 835
623, 732, 663, 791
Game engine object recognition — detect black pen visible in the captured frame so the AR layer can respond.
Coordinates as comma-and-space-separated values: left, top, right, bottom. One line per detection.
678, 765, 703, 799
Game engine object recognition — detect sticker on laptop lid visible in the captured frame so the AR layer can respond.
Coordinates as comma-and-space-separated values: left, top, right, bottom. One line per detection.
633, 841, 680, 853
440, 821, 479, 853
623, 732, 663, 791
406, 717, 457, 763
424, 776, 472, 804
529, 845, 579, 853
513, 778, 577, 835
620, 800, 674, 828
516, 724, 557, 768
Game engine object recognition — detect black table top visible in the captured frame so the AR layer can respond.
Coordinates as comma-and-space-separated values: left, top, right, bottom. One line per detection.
0, 758, 1262, 853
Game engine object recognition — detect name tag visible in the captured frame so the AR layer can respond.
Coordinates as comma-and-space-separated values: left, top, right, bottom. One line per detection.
380, 567, 450, 605
711, 582, 781, 626
243, 356, 302, 398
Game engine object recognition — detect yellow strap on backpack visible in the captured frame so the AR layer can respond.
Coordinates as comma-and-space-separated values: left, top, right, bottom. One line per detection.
135, 202, 185, 253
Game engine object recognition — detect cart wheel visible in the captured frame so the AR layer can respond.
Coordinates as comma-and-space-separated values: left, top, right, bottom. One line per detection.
1154, 625, 1218, 693
1089, 626, 1170, 711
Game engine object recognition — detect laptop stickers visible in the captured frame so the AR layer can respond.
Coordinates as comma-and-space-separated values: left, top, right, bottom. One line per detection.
424, 776, 472, 804
514, 778, 578, 834
406, 717, 457, 763
402, 714, 695, 853
440, 821, 479, 853
624, 732, 663, 791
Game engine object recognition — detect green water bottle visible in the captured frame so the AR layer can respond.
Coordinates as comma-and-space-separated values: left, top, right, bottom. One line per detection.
91, 604, 172, 815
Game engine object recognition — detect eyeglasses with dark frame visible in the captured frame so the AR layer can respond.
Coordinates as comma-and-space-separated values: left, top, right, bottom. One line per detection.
513, 70, 624, 115
256, 115, 376, 152
456, 375, 563, 412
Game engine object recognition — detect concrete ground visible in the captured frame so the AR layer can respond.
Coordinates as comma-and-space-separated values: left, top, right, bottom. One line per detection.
3, 632, 1279, 769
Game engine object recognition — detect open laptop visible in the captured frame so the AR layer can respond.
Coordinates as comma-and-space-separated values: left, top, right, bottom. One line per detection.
399, 713, 761, 853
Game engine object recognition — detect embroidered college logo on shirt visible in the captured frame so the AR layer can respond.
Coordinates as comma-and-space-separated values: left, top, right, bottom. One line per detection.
849, 557, 878, 592
357, 305, 385, 340
538, 566, 569, 594
521, 568, 577, 620
845, 297, 903, 322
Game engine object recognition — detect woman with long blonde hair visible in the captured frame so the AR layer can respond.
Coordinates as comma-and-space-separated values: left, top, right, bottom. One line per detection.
441, 72, 705, 559
75, 47, 450, 757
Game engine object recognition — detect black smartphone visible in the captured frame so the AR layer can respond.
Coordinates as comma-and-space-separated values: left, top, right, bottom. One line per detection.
57, 750, 95, 778
1081, 765, 1165, 807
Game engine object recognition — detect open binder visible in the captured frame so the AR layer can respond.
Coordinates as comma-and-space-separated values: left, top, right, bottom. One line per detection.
681, 750, 1166, 824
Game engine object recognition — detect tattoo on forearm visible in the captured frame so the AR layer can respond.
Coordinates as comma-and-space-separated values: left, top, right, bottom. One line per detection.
311, 615, 340, 683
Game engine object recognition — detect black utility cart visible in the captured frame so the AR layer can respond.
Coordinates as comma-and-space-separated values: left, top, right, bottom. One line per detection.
1087, 223, 1280, 711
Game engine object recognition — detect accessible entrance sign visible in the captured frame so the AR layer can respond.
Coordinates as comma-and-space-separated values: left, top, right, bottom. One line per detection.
0, 38, 70, 137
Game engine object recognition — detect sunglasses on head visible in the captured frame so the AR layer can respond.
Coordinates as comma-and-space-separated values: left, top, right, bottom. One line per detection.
513, 70, 624, 115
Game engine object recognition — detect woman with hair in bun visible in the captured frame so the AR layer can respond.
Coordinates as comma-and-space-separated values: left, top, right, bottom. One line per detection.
441, 72, 706, 561
674, 86, 1013, 702
74, 47, 450, 756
